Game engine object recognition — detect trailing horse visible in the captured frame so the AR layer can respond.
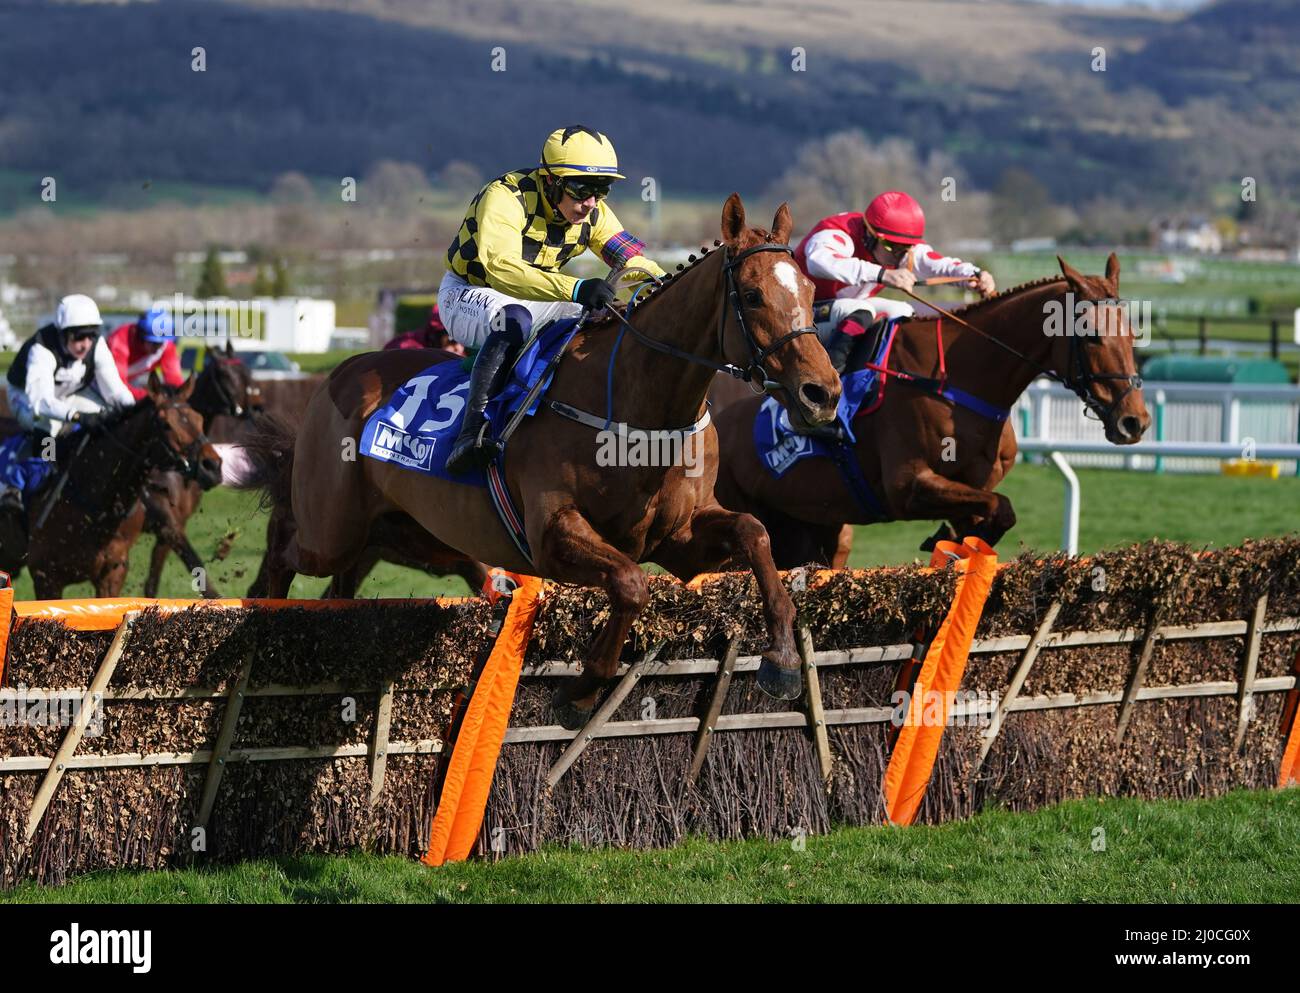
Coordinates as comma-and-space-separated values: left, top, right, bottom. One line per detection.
244, 194, 841, 726
714, 255, 1150, 567
0, 371, 223, 598
136, 342, 263, 597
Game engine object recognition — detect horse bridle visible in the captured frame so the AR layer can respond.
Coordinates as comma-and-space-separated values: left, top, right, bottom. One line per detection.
94, 401, 212, 480
1064, 319, 1144, 425
601, 242, 817, 392
719, 243, 818, 392
203, 358, 260, 419
902, 286, 1143, 428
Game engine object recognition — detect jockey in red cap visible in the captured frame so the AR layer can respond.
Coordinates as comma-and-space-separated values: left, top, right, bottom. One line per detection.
793, 191, 997, 372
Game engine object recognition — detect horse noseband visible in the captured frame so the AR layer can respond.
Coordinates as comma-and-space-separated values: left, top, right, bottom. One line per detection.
1067, 332, 1144, 425
719, 243, 817, 391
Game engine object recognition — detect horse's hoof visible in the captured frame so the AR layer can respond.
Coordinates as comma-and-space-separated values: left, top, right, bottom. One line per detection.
919, 522, 958, 553
551, 691, 594, 732
756, 657, 803, 701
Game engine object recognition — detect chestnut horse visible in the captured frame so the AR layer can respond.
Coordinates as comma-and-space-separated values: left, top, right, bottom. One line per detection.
246, 195, 841, 725
138, 342, 263, 597
0, 371, 223, 598
715, 255, 1150, 567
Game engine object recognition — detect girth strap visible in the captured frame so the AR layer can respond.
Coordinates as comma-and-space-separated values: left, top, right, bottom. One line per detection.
547, 399, 712, 438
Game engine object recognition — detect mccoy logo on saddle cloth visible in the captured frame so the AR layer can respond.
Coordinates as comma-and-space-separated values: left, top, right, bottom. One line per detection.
360, 317, 582, 483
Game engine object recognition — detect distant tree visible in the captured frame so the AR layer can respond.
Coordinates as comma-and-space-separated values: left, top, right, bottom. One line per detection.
271, 258, 292, 296
270, 171, 317, 204
251, 265, 274, 296
363, 160, 433, 213
436, 160, 484, 196
990, 168, 1055, 245
196, 247, 228, 297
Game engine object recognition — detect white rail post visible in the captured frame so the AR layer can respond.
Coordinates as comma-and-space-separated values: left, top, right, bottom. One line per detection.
1049, 450, 1080, 556
1032, 380, 1051, 465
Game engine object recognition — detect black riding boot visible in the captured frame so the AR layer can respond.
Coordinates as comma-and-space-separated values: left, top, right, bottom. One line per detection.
825, 310, 883, 374
444, 333, 521, 474
824, 328, 857, 374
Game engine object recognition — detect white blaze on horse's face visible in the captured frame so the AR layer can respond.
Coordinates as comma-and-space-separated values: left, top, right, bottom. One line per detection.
772, 261, 809, 326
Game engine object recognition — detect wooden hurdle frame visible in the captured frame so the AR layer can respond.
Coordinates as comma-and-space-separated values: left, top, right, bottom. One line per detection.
6, 599, 1299, 847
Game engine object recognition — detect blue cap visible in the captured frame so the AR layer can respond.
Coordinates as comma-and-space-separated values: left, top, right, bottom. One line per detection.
138, 307, 174, 344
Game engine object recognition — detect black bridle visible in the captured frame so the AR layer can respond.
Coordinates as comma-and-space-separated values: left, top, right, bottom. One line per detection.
94, 401, 213, 481
198, 359, 260, 420
600, 242, 817, 393
900, 284, 1143, 429
1064, 323, 1144, 426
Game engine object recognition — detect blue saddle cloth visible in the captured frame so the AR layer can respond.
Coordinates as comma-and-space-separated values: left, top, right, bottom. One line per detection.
0, 433, 53, 499
359, 317, 582, 486
753, 319, 897, 479
751, 319, 899, 520
753, 364, 882, 478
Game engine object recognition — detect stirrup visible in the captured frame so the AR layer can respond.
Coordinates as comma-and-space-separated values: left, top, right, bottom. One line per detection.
446, 420, 501, 473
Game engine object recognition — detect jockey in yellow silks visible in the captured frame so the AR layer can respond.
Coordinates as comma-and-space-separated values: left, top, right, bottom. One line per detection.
439, 125, 665, 473
793, 191, 997, 372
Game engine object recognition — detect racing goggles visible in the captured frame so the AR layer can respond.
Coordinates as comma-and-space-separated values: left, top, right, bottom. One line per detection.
561, 178, 612, 202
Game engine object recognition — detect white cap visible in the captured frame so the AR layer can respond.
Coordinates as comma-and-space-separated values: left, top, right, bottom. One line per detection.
55, 294, 102, 331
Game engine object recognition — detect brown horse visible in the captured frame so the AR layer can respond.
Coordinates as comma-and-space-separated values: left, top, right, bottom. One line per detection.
247, 369, 753, 601
0, 372, 223, 598
715, 255, 1150, 567
319, 510, 492, 598
245, 194, 841, 725
138, 342, 264, 597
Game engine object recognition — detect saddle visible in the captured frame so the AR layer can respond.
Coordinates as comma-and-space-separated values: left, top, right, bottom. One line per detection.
812, 301, 894, 375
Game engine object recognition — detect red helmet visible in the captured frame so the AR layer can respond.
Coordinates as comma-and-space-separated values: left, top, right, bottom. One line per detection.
864, 191, 926, 245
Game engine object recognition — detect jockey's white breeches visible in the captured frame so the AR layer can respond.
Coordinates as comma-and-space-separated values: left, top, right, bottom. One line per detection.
814, 295, 933, 345
6, 383, 110, 436
438, 271, 583, 351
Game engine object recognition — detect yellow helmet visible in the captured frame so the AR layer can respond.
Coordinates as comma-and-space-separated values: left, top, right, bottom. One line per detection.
539, 126, 624, 179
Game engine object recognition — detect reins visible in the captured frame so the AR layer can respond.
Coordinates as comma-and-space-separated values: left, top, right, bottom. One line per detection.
598, 242, 816, 392
87, 401, 212, 479
546, 240, 820, 436
889, 282, 1144, 425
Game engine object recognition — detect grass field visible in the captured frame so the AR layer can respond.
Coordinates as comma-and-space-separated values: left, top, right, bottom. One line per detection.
13, 461, 1297, 602
4, 789, 1297, 904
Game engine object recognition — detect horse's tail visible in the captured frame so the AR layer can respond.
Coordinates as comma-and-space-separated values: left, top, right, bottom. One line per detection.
228, 412, 296, 515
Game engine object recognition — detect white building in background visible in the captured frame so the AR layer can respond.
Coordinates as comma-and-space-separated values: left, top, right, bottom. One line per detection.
1157, 218, 1223, 254
155, 296, 336, 353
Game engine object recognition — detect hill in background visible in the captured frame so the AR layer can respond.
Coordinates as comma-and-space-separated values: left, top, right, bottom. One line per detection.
1, 0, 1297, 221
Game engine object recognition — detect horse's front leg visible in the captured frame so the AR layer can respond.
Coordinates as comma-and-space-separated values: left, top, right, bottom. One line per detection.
652, 503, 801, 700
536, 506, 650, 730
902, 470, 1016, 546
156, 522, 221, 598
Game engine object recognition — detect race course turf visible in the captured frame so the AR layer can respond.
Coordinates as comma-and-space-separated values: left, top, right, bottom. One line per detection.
4, 789, 1297, 904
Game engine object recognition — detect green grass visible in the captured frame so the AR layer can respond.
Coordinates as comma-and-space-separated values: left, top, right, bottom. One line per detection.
14, 462, 1298, 601
5, 789, 1297, 903
283, 349, 368, 374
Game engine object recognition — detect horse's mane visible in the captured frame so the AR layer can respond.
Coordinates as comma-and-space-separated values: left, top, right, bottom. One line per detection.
587, 231, 775, 329
940, 273, 1069, 320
